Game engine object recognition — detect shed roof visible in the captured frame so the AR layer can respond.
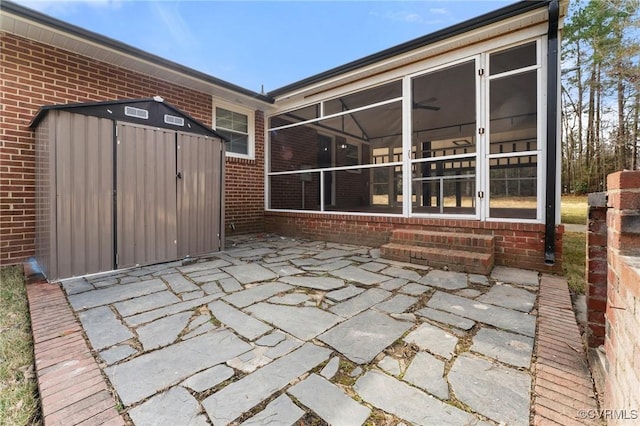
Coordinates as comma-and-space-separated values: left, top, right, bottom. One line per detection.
30, 97, 227, 140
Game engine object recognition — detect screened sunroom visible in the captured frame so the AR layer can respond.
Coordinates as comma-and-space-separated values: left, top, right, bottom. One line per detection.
268, 41, 542, 221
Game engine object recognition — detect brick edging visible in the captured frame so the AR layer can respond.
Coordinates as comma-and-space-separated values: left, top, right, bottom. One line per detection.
25, 279, 125, 426
532, 275, 600, 425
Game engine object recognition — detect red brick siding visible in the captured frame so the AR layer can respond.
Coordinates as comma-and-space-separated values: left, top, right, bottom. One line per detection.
604, 171, 640, 422
586, 196, 608, 347
264, 211, 564, 273
0, 32, 264, 264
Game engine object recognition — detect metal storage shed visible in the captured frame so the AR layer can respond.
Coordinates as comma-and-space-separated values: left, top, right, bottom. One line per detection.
31, 97, 226, 281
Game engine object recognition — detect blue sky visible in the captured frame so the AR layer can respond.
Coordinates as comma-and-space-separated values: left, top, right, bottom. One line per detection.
16, 0, 513, 93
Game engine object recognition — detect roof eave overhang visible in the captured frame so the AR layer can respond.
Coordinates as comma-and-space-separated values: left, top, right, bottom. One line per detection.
269, 0, 566, 103
0, 0, 275, 110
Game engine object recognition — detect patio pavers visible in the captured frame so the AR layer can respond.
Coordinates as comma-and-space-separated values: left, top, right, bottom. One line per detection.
29, 234, 599, 425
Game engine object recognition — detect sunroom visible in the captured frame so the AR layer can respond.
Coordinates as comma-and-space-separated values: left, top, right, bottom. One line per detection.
265, 0, 566, 272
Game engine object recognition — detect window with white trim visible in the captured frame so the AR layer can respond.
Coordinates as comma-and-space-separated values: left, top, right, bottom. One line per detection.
214, 104, 254, 159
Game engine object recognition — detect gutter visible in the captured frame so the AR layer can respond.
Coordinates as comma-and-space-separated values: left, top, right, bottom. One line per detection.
544, 0, 560, 265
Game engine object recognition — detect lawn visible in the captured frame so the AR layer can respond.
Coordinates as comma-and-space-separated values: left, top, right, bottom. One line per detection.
561, 194, 588, 225
0, 266, 41, 425
561, 195, 588, 294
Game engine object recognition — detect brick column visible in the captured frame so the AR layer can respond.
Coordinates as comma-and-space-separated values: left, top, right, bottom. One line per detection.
605, 170, 640, 421
586, 192, 607, 347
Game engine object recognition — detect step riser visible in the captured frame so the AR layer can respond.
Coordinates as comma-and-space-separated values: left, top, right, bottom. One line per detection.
389, 230, 494, 253
380, 244, 494, 275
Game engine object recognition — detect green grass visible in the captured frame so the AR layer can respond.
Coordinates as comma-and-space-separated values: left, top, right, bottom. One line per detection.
0, 266, 41, 426
561, 195, 588, 225
560, 195, 588, 294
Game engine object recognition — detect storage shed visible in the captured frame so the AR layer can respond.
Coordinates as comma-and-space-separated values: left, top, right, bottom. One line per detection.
31, 97, 226, 280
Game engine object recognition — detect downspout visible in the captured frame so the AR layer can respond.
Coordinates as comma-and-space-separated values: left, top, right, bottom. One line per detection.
544, 0, 560, 265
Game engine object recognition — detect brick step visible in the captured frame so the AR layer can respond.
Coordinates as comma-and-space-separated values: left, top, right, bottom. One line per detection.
380, 242, 494, 275
389, 229, 494, 253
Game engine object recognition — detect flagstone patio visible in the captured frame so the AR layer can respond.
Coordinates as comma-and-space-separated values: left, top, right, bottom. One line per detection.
29, 234, 599, 425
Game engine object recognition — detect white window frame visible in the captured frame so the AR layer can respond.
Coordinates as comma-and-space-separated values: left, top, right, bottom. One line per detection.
213, 100, 255, 160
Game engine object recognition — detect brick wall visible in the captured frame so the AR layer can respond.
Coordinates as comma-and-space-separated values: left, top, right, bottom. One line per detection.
0, 32, 264, 264
604, 171, 640, 422
586, 192, 608, 347
264, 211, 564, 273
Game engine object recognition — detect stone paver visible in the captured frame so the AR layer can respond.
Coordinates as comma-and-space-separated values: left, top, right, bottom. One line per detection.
279, 275, 345, 290
449, 354, 531, 425
403, 351, 448, 399
247, 302, 341, 340
223, 282, 292, 308
415, 306, 475, 330
355, 370, 486, 426
471, 328, 534, 368
47, 234, 578, 426
68, 279, 166, 310
403, 322, 458, 359
418, 270, 467, 290
491, 266, 539, 287
427, 291, 536, 337
202, 343, 331, 425
329, 288, 391, 318
209, 300, 272, 340
181, 365, 234, 392
288, 374, 371, 425
105, 330, 251, 405
477, 284, 536, 312
319, 310, 412, 363
137, 311, 192, 351
78, 306, 134, 351
128, 387, 208, 426
222, 263, 277, 284
241, 394, 305, 426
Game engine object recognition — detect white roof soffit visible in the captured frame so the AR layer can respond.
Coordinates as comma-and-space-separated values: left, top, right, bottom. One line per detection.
273, 3, 565, 105
0, 6, 274, 111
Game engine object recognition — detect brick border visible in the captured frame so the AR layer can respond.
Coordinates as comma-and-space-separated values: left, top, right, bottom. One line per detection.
26, 279, 125, 426
532, 275, 600, 425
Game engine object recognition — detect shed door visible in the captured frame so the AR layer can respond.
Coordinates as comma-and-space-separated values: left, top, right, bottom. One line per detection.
177, 132, 223, 257
116, 123, 178, 268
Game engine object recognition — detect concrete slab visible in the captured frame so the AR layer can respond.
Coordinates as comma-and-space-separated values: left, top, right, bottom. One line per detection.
320, 356, 340, 379
124, 294, 221, 327
332, 266, 390, 286
319, 310, 412, 364
326, 285, 365, 302
374, 294, 418, 314
162, 273, 200, 294
380, 266, 422, 281
99, 344, 137, 365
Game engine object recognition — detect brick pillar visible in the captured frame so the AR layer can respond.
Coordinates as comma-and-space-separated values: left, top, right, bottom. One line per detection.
605, 170, 640, 421
586, 192, 607, 347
